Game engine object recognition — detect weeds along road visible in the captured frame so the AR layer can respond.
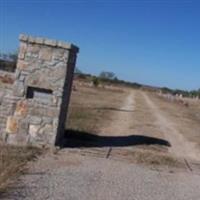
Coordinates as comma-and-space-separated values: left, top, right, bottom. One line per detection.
2, 88, 200, 200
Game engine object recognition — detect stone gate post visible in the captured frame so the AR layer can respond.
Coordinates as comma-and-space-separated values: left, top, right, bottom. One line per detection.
5, 34, 79, 146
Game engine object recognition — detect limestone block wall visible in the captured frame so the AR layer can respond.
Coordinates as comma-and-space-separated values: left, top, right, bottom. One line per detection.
0, 89, 15, 138
0, 34, 79, 146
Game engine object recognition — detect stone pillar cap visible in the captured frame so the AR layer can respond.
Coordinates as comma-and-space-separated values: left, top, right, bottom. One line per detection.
19, 34, 79, 53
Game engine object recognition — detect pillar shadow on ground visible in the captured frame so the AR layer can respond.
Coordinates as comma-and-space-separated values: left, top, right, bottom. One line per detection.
61, 129, 171, 148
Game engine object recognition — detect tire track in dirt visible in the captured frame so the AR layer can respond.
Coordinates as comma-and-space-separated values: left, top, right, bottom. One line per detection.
142, 91, 200, 162
99, 91, 135, 136
93, 91, 136, 160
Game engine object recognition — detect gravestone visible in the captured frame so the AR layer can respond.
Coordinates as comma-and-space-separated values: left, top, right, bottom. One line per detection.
4, 34, 79, 146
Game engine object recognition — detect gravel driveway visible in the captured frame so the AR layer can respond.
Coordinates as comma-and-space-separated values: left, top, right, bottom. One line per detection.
2, 149, 200, 200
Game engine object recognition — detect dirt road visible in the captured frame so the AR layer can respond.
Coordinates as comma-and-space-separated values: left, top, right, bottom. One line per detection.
2, 89, 200, 200
100, 89, 200, 162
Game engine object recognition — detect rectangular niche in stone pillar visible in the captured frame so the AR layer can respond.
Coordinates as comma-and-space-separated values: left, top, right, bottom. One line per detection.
26, 87, 53, 104
5, 34, 79, 146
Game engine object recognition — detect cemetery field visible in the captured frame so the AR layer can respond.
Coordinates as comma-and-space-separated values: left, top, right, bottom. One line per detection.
66, 82, 200, 168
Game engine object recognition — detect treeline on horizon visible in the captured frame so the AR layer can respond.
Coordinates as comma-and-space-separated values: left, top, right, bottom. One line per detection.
0, 53, 199, 98
0, 52, 17, 72
75, 68, 142, 88
75, 68, 200, 99
161, 87, 200, 98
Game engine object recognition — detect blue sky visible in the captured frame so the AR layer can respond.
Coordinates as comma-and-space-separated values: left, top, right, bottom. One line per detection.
0, 0, 199, 90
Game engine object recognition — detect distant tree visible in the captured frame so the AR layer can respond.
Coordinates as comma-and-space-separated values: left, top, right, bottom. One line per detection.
0, 51, 18, 72
161, 87, 173, 94
113, 77, 118, 82
0, 51, 18, 62
92, 77, 100, 87
74, 67, 82, 74
99, 71, 117, 80
9, 53, 18, 62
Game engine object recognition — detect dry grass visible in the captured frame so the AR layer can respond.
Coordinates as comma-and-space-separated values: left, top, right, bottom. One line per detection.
67, 85, 127, 133
0, 142, 41, 192
122, 148, 181, 167
150, 92, 200, 147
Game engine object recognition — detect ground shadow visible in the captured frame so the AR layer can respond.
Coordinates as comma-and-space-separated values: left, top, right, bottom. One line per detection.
62, 129, 171, 148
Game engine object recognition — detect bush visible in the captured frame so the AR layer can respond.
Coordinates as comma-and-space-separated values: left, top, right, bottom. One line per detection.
92, 77, 100, 87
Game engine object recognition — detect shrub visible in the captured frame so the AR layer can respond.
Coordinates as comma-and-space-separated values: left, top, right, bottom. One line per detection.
92, 77, 100, 87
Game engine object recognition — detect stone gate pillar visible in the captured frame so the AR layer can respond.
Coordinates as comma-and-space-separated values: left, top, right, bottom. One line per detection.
5, 34, 79, 146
